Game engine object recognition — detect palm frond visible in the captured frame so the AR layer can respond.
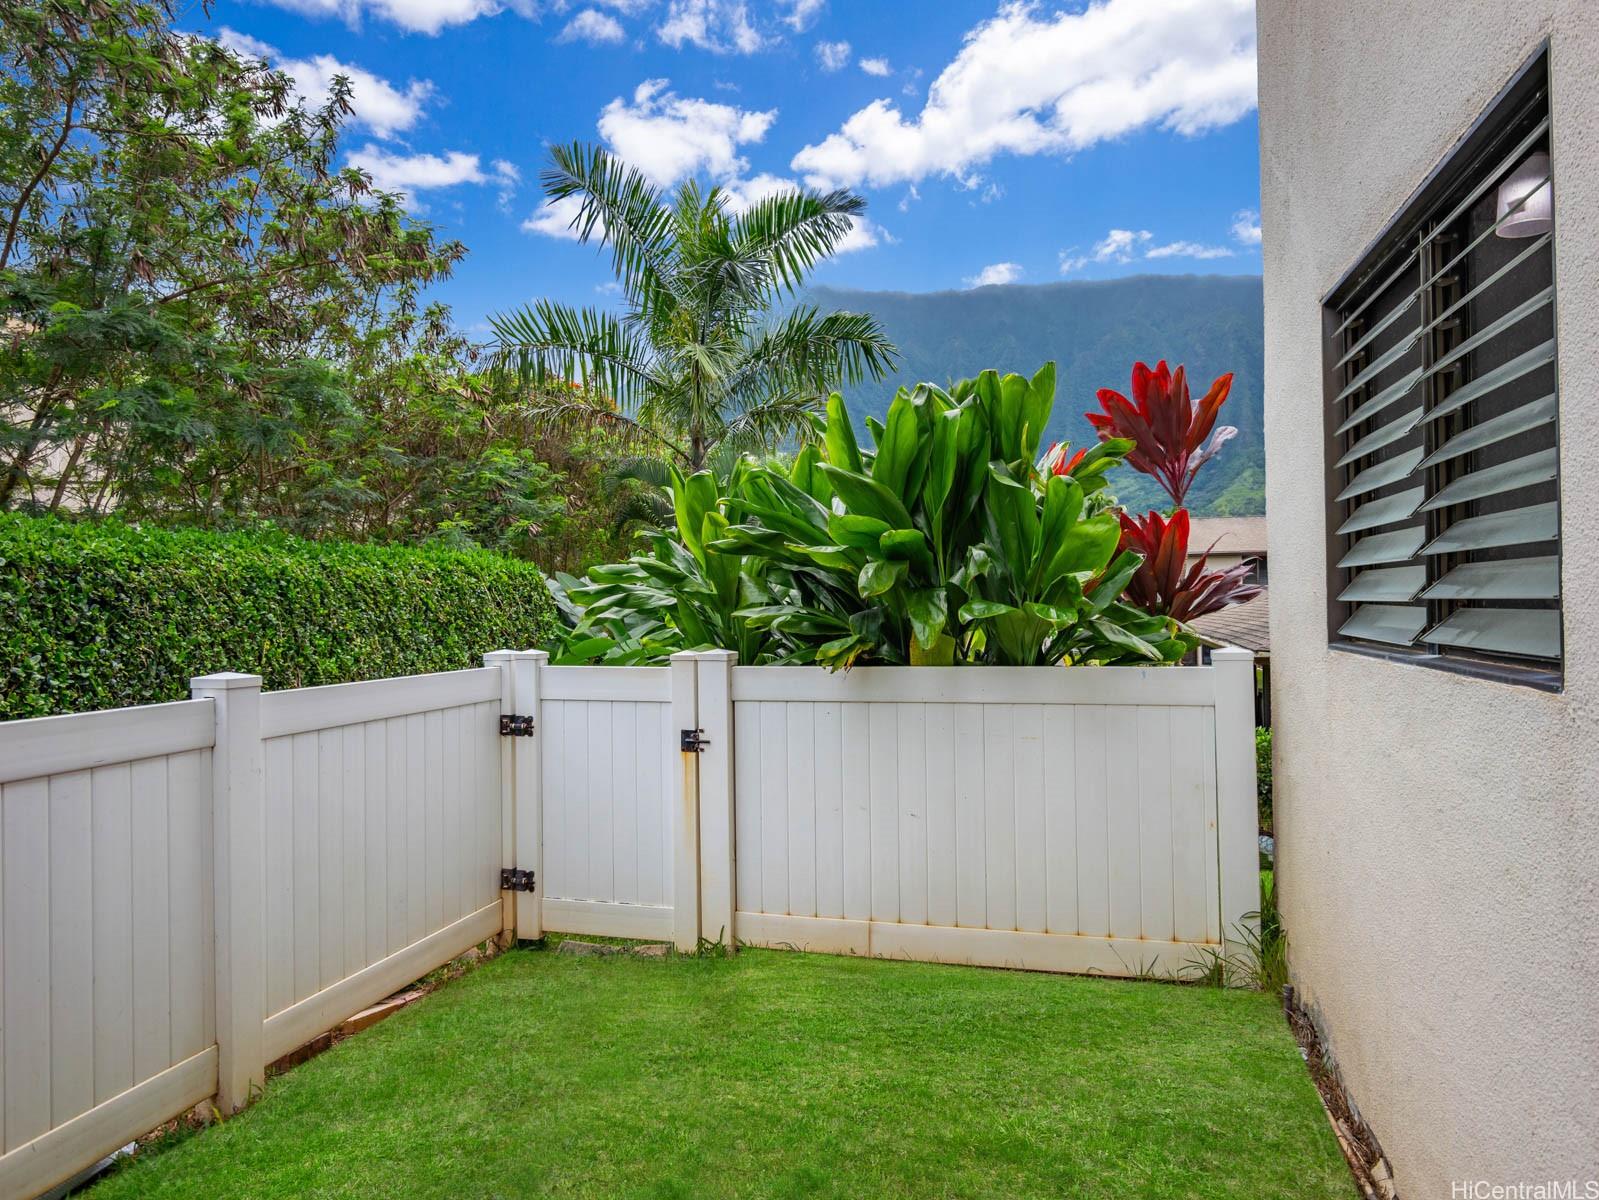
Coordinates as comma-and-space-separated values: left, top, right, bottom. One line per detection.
729, 188, 866, 293
719, 392, 825, 456
726, 306, 899, 398
540, 143, 679, 313
489, 299, 665, 411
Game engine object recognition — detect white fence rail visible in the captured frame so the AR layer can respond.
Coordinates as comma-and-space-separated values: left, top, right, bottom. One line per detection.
0, 647, 1256, 1199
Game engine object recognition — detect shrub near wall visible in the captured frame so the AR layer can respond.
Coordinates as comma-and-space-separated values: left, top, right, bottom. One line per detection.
0, 515, 560, 720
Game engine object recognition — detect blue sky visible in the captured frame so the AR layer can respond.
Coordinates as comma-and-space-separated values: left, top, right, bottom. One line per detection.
194, 0, 1262, 330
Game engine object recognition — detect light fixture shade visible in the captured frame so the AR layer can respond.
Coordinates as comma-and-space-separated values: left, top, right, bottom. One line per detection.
1496, 150, 1553, 238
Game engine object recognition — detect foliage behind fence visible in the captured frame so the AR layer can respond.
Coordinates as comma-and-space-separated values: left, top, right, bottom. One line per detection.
0, 514, 558, 719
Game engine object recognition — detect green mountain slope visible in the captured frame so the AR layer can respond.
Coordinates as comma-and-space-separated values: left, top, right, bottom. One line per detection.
806, 275, 1265, 515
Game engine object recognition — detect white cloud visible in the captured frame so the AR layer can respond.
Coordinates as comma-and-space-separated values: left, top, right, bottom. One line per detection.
781, 0, 824, 31
1059, 228, 1151, 272
348, 145, 519, 207
522, 194, 593, 239
254, 0, 524, 36
217, 28, 433, 139
1231, 207, 1262, 244
859, 56, 891, 77
965, 261, 1023, 288
657, 0, 762, 53
557, 9, 626, 42
1146, 239, 1233, 259
791, 0, 1257, 189
596, 78, 775, 187
814, 40, 850, 72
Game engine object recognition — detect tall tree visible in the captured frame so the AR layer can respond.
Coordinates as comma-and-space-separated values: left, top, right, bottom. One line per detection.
491, 144, 898, 472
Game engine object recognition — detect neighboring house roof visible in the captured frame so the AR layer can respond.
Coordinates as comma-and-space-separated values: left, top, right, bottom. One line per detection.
1187, 516, 1267, 558
1191, 589, 1270, 656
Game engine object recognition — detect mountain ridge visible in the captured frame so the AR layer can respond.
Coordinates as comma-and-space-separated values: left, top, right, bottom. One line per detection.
806, 274, 1266, 516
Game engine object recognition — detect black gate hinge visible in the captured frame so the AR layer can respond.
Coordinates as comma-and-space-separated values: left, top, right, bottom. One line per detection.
499, 714, 535, 737
500, 867, 536, 893
680, 728, 709, 753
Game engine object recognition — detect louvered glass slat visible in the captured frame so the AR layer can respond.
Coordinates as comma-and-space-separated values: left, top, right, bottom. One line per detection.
1423, 609, 1561, 660
1418, 448, 1557, 512
1333, 247, 1418, 338
1336, 406, 1423, 468
1336, 448, 1424, 502
1337, 487, 1424, 535
1421, 286, 1553, 383
1336, 292, 1418, 368
1421, 234, 1550, 339
1338, 604, 1426, 646
1336, 367, 1423, 434
1334, 333, 1422, 404
1337, 526, 1426, 568
1419, 393, 1557, 469
1339, 566, 1427, 603
1422, 557, 1559, 600
1419, 339, 1555, 428
1422, 501, 1559, 554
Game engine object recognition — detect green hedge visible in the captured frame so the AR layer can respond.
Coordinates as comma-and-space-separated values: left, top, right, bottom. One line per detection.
0, 515, 559, 720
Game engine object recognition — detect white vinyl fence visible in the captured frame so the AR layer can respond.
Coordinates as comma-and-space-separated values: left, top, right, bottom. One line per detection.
0, 666, 513, 1200
0, 646, 1256, 1199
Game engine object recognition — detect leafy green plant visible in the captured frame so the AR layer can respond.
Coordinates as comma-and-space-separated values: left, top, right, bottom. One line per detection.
0, 514, 558, 719
552, 363, 1194, 669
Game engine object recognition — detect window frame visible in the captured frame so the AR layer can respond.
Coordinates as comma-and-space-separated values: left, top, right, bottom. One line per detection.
1319, 44, 1563, 692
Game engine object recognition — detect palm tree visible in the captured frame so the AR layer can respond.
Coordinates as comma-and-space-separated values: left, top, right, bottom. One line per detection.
490, 143, 898, 472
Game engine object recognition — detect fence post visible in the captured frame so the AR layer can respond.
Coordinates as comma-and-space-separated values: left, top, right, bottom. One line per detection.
1211, 647, 1260, 975
486, 649, 545, 942
191, 671, 265, 1114
669, 652, 701, 953
693, 651, 737, 953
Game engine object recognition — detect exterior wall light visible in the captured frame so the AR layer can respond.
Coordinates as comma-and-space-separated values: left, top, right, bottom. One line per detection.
1495, 150, 1553, 237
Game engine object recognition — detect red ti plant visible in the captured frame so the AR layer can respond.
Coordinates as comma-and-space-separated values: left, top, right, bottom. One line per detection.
1117, 509, 1263, 622
1086, 360, 1236, 507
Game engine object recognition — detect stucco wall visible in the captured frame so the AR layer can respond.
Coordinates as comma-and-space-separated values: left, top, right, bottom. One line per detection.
1256, 2, 1599, 1194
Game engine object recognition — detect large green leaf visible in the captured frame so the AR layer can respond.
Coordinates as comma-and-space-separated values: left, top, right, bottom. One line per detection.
858, 558, 908, 597
823, 391, 863, 473
818, 462, 916, 529
906, 587, 949, 651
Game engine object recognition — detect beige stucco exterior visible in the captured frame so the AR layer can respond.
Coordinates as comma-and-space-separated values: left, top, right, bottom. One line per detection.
1257, 1, 1598, 1194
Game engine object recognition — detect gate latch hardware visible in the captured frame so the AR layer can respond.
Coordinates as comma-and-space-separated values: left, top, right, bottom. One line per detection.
500, 868, 536, 893
499, 714, 535, 737
680, 728, 709, 753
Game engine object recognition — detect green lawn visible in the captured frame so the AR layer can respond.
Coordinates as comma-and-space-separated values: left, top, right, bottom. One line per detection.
89, 946, 1353, 1199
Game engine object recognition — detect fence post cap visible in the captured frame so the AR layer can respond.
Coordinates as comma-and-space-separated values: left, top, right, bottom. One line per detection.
668, 650, 702, 664
190, 671, 263, 692
693, 649, 739, 663
1210, 646, 1255, 664
484, 648, 548, 665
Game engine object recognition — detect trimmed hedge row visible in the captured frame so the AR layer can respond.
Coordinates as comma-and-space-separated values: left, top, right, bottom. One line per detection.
1, 515, 560, 720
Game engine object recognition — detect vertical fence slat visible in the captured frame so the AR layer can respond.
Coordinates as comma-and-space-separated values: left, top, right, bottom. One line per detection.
291, 733, 320, 1004
867, 703, 899, 923
317, 731, 344, 992
896, 703, 927, 928
1043, 706, 1078, 936
1169, 707, 1210, 943
733, 702, 760, 917
1074, 705, 1110, 937
130, 757, 172, 1086
441, 709, 461, 925
405, 714, 426, 948
759, 702, 789, 917
90, 764, 133, 1107
262, 737, 293, 1016
612, 703, 639, 904
813, 702, 845, 921
953, 702, 985, 930
587, 703, 614, 906
364, 723, 387, 965
342, 726, 366, 977
1105, 710, 1141, 941
787, 702, 817, 920
923, 705, 957, 929
1013, 705, 1046, 934
513, 652, 545, 940
981, 705, 1016, 931
165, 750, 207, 1064
48, 771, 93, 1128
3, 779, 50, 1150
841, 702, 871, 923
1137, 706, 1176, 942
